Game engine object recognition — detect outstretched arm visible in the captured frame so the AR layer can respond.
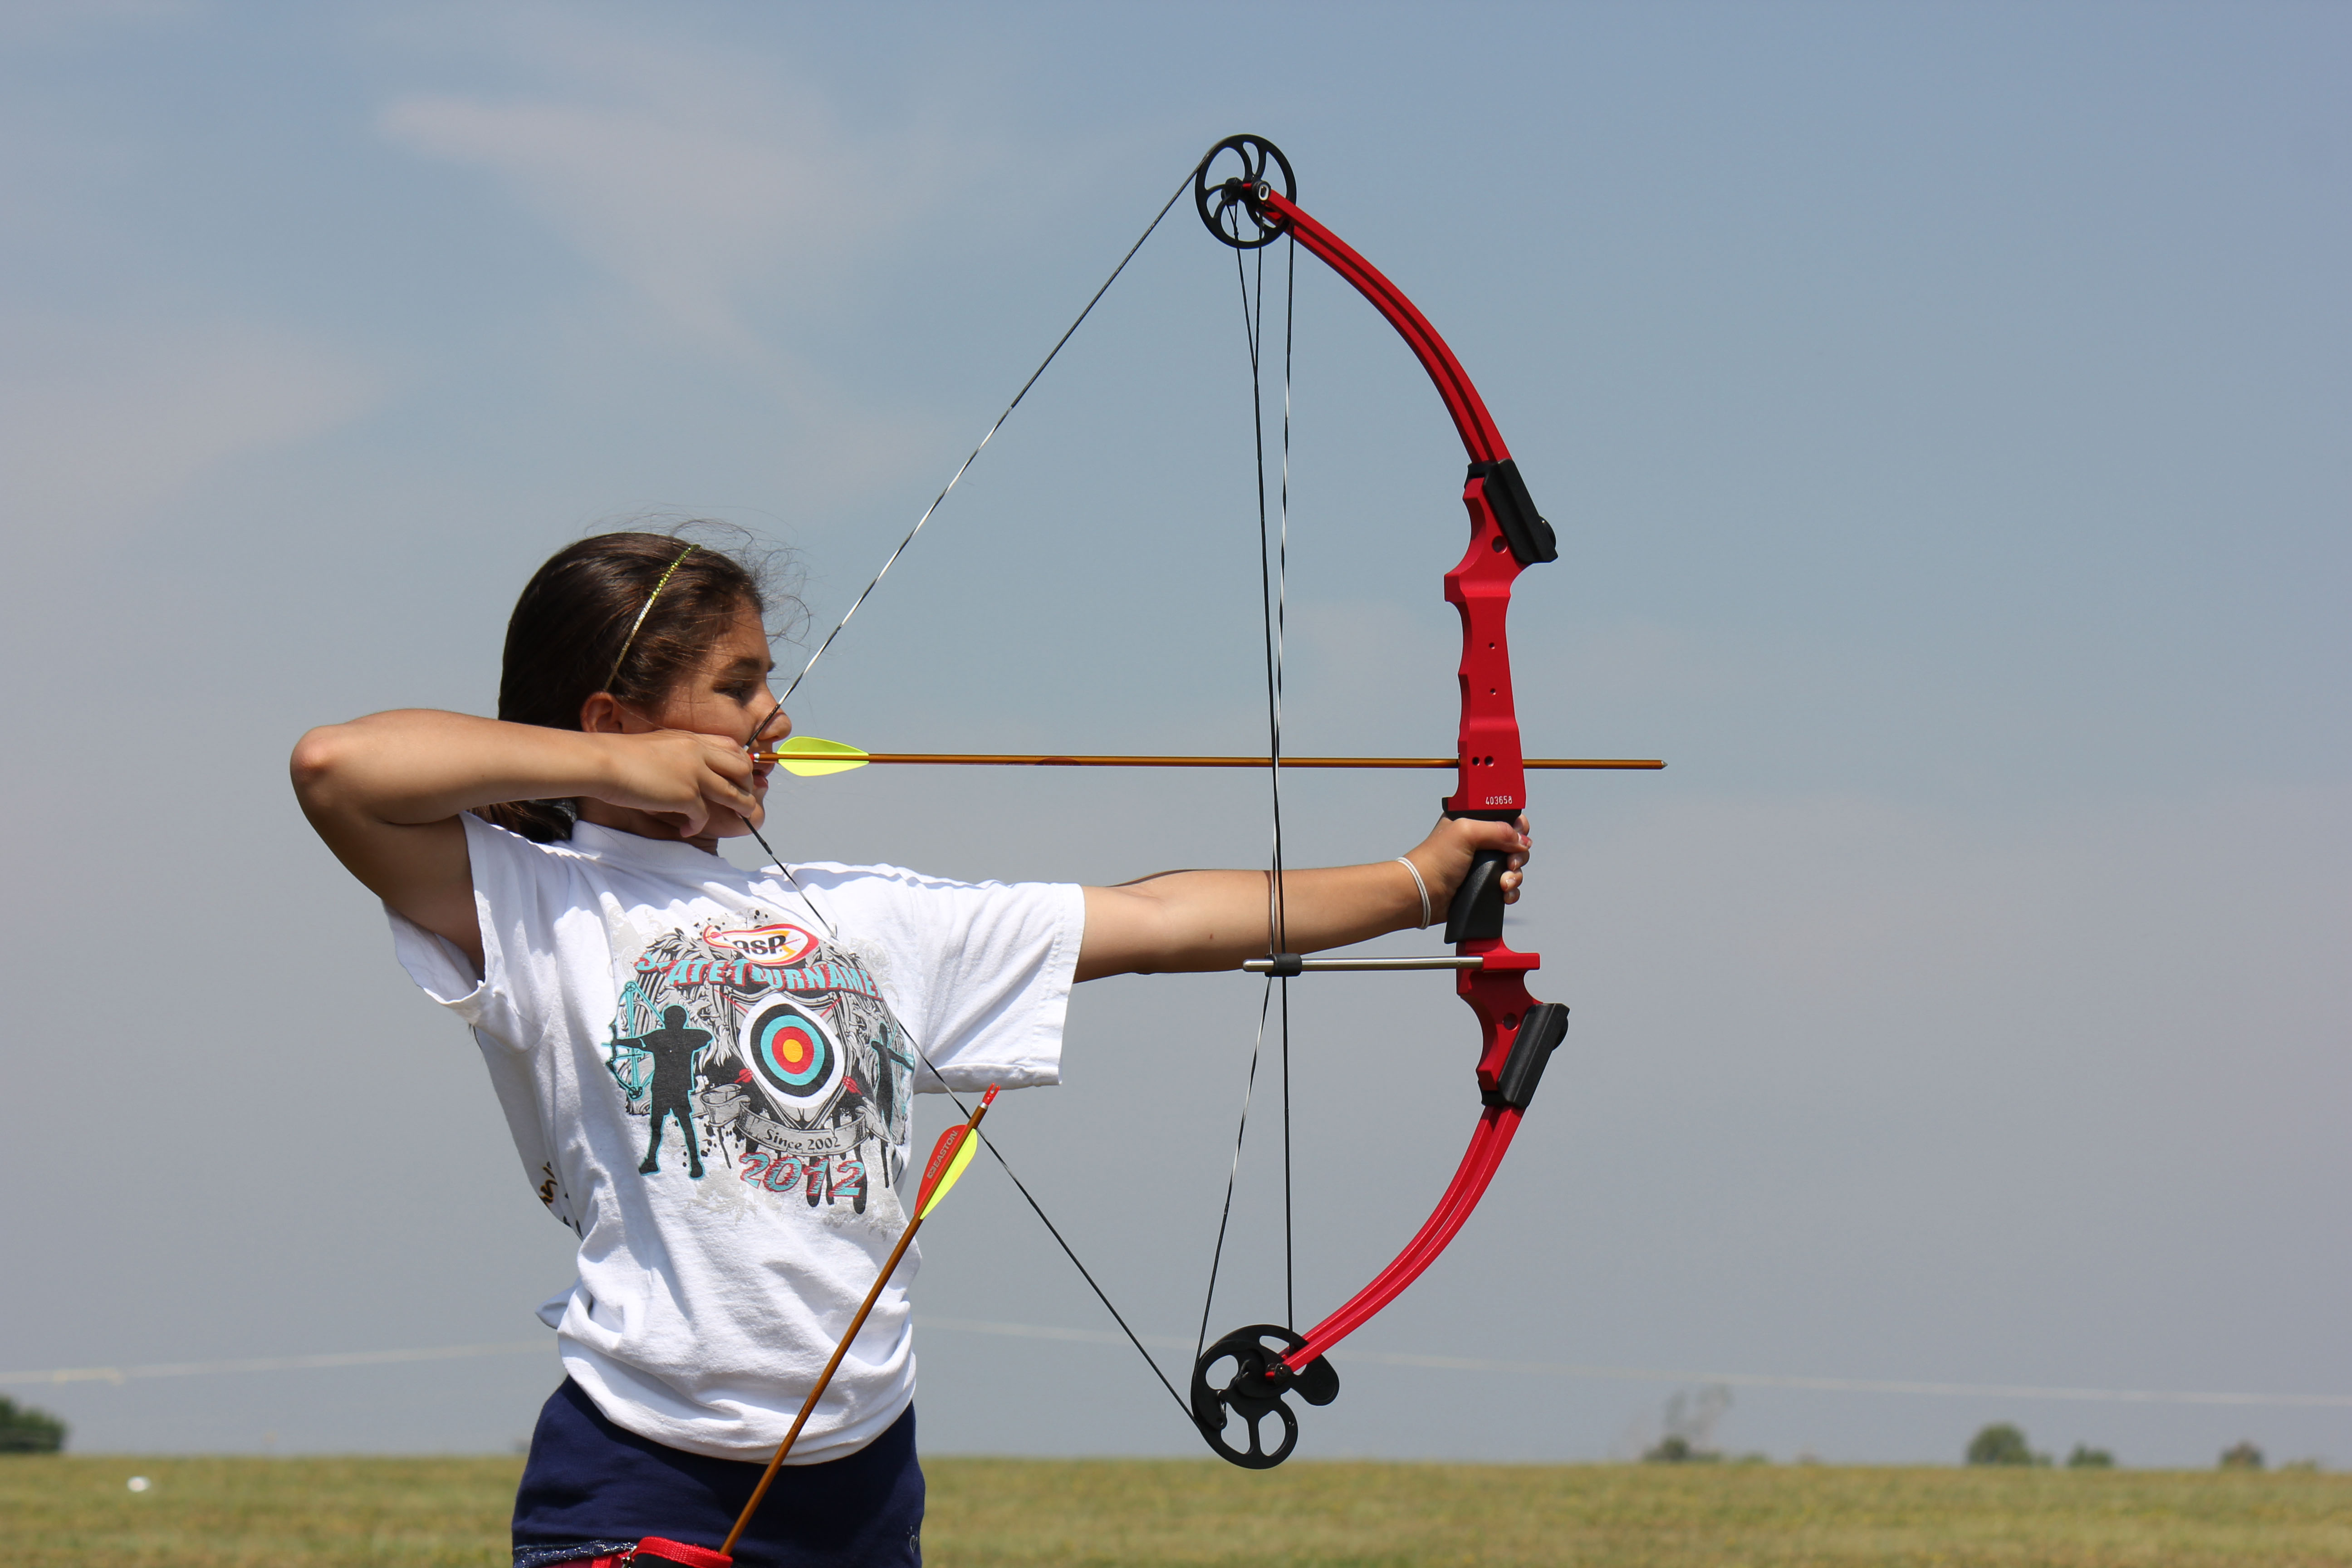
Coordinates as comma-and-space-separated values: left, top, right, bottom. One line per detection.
1074, 815, 1529, 981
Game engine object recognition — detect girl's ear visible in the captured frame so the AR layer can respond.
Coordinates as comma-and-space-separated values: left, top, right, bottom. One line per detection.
578, 690, 630, 735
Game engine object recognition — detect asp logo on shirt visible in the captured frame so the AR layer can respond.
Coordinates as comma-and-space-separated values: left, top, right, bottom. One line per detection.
603, 912, 915, 1211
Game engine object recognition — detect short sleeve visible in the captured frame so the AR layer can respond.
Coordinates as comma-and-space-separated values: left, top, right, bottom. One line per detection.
382, 813, 573, 1051
387, 906, 485, 1013
380, 815, 589, 1229
807, 869, 1083, 1094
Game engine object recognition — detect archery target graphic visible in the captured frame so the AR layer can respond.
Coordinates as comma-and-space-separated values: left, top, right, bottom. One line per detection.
740, 999, 845, 1111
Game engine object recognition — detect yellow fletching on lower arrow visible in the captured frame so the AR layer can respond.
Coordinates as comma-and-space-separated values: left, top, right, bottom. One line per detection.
764, 735, 871, 776
915, 1127, 980, 1220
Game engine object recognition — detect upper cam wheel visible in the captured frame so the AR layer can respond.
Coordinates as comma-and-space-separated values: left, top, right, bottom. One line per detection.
1194, 134, 1297, 250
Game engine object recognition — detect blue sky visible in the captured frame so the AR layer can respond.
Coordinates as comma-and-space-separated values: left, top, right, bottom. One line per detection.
1, 1, 2346, 1466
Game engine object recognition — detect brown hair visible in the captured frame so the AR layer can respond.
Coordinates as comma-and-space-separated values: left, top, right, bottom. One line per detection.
481, 527, 792, 842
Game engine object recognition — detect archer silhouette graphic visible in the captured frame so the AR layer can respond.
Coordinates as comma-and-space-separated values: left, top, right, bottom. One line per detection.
619, 1005, 711, 1177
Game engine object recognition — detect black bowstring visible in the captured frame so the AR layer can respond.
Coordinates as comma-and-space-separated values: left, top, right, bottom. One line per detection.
730, 169, 1208, 1430
936, 1074, 1195, 1423
747, 169, 1196, 747
741, 159, 1309, 1431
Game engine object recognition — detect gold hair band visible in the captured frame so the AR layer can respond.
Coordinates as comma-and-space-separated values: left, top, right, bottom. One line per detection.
604, 543, 701, 692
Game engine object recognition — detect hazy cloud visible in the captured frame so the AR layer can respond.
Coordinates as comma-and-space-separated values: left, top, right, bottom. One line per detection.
378, 22, 957, 355
0, 0, 195, 38
0, 315, 377, 531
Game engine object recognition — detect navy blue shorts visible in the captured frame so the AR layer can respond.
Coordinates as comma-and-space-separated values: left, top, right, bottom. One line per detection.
511, 1379, 923, 1568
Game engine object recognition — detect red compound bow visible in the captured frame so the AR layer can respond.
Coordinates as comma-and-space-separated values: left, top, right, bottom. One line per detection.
1181, 134, 1573, 1468
722, 133, 1593, 1484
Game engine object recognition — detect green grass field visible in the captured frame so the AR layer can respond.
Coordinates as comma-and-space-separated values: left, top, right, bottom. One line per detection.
6, 1454, 2350, 1567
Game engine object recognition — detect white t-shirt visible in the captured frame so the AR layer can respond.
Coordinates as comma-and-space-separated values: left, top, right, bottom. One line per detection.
388, 815, 1083, 1462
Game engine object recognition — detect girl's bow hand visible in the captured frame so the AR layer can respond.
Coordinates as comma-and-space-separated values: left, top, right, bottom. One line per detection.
1412, 813, 1533, 907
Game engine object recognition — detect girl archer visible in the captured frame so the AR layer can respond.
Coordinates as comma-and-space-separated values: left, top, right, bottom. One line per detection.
291, 529, 1530, 1568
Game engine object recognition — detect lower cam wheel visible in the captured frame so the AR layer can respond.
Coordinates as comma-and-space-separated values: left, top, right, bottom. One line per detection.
1190, 1324, 1340, 1469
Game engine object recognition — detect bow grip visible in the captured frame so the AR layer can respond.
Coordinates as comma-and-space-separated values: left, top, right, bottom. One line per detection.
1441, 808, 1519, 943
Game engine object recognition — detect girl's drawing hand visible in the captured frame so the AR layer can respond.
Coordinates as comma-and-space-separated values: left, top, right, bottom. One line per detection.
595, 729, 766, 841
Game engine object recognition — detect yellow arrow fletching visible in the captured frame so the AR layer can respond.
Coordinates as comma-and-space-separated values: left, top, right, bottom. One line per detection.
765, 735, 872, 777
915, 1128, 980, 1220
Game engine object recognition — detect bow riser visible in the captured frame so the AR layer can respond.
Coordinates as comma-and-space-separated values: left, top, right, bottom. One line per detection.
1460, 946, 1543, 1093
1447, 476, 1533, 816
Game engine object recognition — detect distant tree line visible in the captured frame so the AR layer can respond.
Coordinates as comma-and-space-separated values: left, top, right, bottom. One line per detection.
0, 1397, 67, 1454
1967, 1424, 2303, 1472
1963, 1422, 2112, 1468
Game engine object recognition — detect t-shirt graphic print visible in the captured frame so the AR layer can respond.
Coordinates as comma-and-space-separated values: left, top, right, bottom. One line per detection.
606, 913, 914, 1208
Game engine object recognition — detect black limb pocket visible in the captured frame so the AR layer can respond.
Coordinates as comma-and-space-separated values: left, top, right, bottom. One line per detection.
1484, 1002, 1570, 1110
1467, 458, 1558, 566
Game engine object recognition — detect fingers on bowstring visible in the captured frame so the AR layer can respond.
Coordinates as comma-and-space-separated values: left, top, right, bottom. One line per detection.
721, 777, 764, 830
709, 733, 757, 778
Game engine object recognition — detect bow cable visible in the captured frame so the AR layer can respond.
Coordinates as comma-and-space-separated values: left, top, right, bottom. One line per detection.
1277, 235, 1297, 1329
1194, 228, 1301, 1352
1195, 983, 1276, 1364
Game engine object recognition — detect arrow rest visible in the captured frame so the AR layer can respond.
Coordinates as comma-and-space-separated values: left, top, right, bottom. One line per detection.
1189, 1324, 1340, 1469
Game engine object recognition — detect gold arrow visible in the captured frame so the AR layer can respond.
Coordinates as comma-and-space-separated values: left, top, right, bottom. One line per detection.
753, 736, 1662, 776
